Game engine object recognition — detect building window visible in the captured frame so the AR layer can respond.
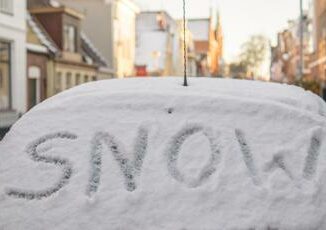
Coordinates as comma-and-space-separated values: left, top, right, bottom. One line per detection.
0, 41, 11, 110
0, 0, 13, 15
76, 73, 81, 85
64, 25, 77, 52
28, 66, 41, 110
55, 72, 62, 93
92, 76, 97, 81
84, 75, 89, 82
66, 72, 72, 89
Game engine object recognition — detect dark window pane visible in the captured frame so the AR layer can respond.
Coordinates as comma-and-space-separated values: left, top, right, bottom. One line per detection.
0, 42, 10, 62
28, 79, 37, 109
66, 72, 72, 89
55, 72, 62, 93
0, 41, 10, 110
76, 74, 81, 85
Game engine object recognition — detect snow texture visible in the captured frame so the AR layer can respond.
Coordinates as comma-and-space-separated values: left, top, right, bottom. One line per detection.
1, 77, 326, 230
88, 126, 149, 195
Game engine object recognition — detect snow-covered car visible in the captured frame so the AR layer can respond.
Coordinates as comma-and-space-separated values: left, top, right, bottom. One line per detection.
1, 78, 326, 230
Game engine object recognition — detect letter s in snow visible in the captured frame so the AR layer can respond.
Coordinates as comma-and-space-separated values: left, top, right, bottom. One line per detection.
6, 132, 77, 200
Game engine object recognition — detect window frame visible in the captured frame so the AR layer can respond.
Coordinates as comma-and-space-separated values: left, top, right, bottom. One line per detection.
0, 40, 12, 111
63, 24, 77, 53
27, 65, 42, 108
55, 72, 62, 94
75, 73, 81, 85
0, 0, 13, 15
66, 72, 72, 89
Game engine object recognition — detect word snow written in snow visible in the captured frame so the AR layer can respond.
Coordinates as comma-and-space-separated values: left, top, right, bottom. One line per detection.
4, 124, 323, 200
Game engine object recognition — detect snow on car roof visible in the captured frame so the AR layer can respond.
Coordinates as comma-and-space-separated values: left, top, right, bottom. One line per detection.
1, 77, 326, 229
48, 77, 326, 117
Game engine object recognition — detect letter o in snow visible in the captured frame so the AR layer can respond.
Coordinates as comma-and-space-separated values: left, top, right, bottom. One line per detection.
166, 125, 221, 188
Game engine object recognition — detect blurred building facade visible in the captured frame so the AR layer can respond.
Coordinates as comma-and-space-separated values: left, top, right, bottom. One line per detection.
269, 1, 326, 97
26, 13, 57, 110
188, 10, 223, 77
26, 0, 112, 111
271, 10, 314, 85
57, 0, 139, 78
135, 11, 181, 76
310, 0, 326, 97
0, 0, 27, 136
176, 20, 197, 77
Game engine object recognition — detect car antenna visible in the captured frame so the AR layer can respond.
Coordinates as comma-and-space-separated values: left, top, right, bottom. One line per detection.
183, 0, 188, 87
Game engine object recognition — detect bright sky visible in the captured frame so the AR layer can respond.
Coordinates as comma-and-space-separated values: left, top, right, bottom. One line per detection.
134, 0, 310, 63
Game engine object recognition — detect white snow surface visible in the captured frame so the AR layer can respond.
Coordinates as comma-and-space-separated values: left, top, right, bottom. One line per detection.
1, 77, 326, 229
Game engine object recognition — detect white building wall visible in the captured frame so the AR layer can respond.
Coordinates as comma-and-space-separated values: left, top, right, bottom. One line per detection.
58, 0, 139, 78
188, 20, 210, 41
135, 31, 167, 72
114, 0, 139, 78
57, 0, 113, 69
0, 0, 27, 115
136, 12, 180, 76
